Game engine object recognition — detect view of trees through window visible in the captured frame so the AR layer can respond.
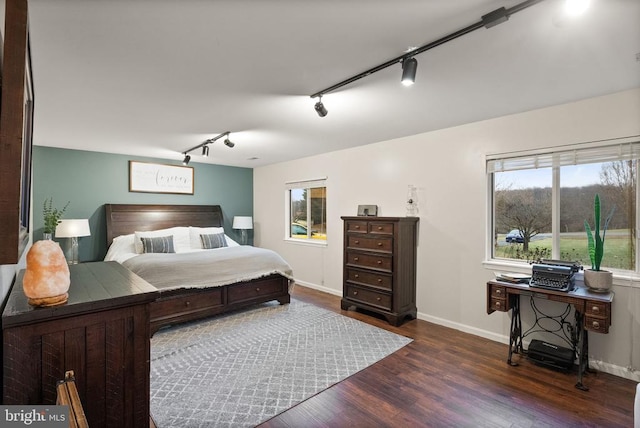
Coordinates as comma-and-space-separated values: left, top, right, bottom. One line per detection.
289, 186, 327, 241
494, 160, 637, 271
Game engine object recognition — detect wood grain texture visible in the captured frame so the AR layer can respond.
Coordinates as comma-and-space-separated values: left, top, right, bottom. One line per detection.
341, 217, 418, 326
258, 285, 636, 428
0, 0, 30, 264
104, 204, 292, 333
3, 262, 156, 428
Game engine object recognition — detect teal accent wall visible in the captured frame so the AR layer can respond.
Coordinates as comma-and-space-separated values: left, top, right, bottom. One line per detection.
33, 146, 253, 262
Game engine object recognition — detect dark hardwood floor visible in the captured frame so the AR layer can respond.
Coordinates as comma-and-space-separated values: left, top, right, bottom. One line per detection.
259, 285, 636, 428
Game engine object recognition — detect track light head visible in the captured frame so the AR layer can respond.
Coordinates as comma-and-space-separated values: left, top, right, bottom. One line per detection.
202, 145, 209, 157
182, 154, 191, 165
401, 57, 418, 86
224, 138, 235, 148
314, 96, 328, 117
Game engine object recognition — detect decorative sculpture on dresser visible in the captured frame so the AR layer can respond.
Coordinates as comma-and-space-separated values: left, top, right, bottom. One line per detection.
23, 240, 70, 306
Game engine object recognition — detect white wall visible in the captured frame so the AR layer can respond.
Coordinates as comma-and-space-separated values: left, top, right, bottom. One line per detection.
254, 88, 640, 381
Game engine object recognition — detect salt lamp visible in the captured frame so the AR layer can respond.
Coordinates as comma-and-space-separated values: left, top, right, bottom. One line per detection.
23, 240, 71, 306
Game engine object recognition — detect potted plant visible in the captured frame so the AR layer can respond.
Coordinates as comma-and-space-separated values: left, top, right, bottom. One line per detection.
583, 194, 615, 292
43, 197, 70, 240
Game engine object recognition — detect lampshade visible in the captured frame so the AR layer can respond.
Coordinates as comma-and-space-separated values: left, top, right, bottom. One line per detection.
55, 219, 91, 238
232, 216, 253, 230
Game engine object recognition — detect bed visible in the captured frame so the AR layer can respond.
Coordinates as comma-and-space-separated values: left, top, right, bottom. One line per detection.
104, 204, 293, 334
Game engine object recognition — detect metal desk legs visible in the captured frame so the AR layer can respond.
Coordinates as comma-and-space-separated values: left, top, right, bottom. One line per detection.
507, 297, 591, 390
575, 311, 590, 391
507, 296, 523, 366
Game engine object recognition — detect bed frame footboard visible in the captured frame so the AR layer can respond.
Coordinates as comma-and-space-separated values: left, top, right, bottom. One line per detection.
150, 274, 290, 335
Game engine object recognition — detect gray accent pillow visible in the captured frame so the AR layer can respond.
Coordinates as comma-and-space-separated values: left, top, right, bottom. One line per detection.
140, 236, 175, 253
200, 233, 228, 249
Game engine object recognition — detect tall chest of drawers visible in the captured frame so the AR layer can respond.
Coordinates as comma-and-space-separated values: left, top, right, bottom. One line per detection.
341, 216, 419, 326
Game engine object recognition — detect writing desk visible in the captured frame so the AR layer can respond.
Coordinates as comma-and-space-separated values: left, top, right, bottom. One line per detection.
486, 279, 613, 390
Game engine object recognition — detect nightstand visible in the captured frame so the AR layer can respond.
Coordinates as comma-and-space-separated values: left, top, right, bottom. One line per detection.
2, 261, 159, 427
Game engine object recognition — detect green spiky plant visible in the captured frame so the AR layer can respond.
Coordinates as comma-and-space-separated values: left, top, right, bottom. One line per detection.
43, 197, 70, 234
584, 194, 615, 271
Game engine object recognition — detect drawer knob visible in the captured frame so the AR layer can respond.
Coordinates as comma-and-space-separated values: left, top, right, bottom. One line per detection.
495, 301, 501, 308
495, 289, 502, 295
591, 305, 599, 314
377, 242, 383, 247
592, 320, 600, 329
377, 278, 382, 283
185, 301, 191, 307
354, 257, 359, 261
354, 240, 360, 244
353, 291, 358, 296
355, 225, 360, 229
377, 226, 382, 230
377, 260, 382, 265
376, 297, 381, 301
354, 274, 359, 278
256, 287, 261, 292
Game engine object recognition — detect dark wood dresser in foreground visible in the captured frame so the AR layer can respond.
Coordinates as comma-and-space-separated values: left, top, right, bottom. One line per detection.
2, 261, 159, 428
341, 216, 419, 326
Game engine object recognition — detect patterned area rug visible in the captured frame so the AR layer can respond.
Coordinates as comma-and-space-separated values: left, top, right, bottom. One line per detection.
150, 298, 412, 427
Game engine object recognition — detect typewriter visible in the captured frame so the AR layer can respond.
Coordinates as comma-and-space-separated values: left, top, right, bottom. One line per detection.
530, 259, 581, 292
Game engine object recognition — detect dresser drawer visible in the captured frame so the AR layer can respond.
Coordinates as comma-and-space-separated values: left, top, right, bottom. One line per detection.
585, 301, 609, 318
346, 251, 392, 272
345, 220, 368, 234
490, 297, 508, 312
345, 285, 392, 311
347, 235, 393, 253
584, 315, 609, 333
491, 285, 507, 299
346, 268, 392, 291
368, 222, 394, 235
151, 288, 223, 318
228, 279, 286, 304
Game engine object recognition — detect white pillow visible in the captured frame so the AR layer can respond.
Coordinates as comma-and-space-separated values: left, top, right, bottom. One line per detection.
223, 234, 240, 247
189, 226, 225, 249
104, 234, 135, 261
134, 227, 190, 254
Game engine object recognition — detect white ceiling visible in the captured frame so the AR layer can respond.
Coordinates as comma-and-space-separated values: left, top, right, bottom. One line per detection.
27, 0, 640, 168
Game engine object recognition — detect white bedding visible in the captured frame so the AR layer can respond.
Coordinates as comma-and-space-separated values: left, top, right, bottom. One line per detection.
104, 228, 240, 264
105, 227, 293, 291
121, 246, 294, 291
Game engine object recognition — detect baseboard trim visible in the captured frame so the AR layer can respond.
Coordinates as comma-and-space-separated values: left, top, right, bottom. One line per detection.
294, 280, 342, 297
294, 284, 639, 382
417, 311, 640, 382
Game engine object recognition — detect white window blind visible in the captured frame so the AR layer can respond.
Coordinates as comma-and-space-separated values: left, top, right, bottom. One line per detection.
285, 177, 327, 190
487, 138, 640, 173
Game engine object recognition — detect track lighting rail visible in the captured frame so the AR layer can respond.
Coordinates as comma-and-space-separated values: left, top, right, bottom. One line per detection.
309, 0, 546, 100
181, 131, 233, 164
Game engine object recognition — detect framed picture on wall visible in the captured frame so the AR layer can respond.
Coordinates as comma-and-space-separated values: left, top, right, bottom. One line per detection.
129, 161, 194, 194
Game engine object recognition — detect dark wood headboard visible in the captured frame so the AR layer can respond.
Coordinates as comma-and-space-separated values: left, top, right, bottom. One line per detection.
104, 204, 223, 246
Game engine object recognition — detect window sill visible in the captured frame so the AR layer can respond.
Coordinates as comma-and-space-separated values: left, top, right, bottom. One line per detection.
283, 238, 327, 247
483, 259, 640, 289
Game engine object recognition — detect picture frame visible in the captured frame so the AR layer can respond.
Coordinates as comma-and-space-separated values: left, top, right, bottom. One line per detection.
357, 205, 378, 216
129, 161, 194, 194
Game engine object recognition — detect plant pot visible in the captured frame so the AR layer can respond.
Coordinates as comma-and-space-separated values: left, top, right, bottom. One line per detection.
583, 269, 613, 293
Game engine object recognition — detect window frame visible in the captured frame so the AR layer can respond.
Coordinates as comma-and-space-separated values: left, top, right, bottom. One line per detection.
284, 177, 327, 246
484, 137, 640, 286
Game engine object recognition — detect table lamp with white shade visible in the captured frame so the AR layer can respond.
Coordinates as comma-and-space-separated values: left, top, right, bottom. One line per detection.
55, 219, 91, 264
232, 216, 253, 245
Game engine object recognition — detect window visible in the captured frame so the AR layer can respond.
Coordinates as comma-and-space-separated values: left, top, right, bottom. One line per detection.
285, 178, 327, 242
488, 139, 639, 274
